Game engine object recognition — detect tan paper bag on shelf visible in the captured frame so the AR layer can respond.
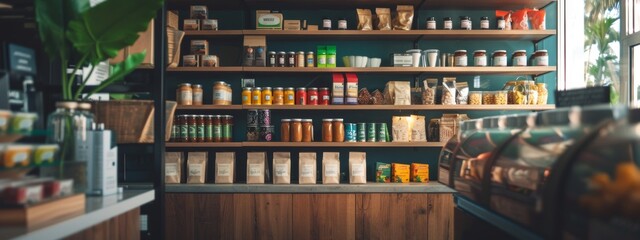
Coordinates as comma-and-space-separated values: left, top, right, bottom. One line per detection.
357, 9, 373, 30
247, 152, 266, 184
392, 116, 411, 142
322, 152, 340, 184
167, 28, 185, 68
165, 152, 183, 184
215, 152, 235, 184
349, 152, 367, 184
375, 8, 392, 30
187, 152, 208, 184
299, 152, 317, 184
273, 152, 291, 184
410, 115, 427, 142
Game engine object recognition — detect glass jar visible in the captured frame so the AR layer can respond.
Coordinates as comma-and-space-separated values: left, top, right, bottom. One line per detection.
426, 17, 436, 30
322, 17, 332, 30
503, 81, 525, 105
224, 83, 233, 105
454, 50, 468, 67
322, 119, 333, 142
428, 119, 440, 142
213, 115, 222, 142
252, 87, 262, 105
537, 83, 548, 105
473, 50, 487, 66
495, 90, 508, 105
302, 119, 313, 142
192, 84, 203, 105
338, 18, 347, 30
277, 51, 286, 67
497, 16, 506, 30
268, 51, 277, 67
291, 119, 303, 142
188, 115, 197, 142
296, 87, 307, 105
512, 50, 527, 66
281, 119, 291, 142
307, 87, 318, 105
492, 50, 507, 66
221, 115, 233, 142
443, 17, 453, 30
177, 83, 193, 105
212, 81, 228, 105
525, 81, 539, 105
287, 51, 296, 67
319, 87, 330, 105
242, 87, 252, 105
176, 115, 186, 142
480, 16, 489, 29
273, 87, 284, 105
332, 119, 345, 142
262, 87, 273, 105
284, 87, 295, 105
306, 52, 315, 67
482, 92, 495, 104
196, 115, 205, 142
468, 91, 482, 105
47, 101, 78, 161
205, 115, 213, 142
533, 50, 549, 66
460, 16, 471, 30
296, 51, 305, 67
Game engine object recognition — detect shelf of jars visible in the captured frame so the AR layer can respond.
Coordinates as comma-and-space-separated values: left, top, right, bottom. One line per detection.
166, 66, 557, 76
175, 104, 556, 111
165, 141, 445, 148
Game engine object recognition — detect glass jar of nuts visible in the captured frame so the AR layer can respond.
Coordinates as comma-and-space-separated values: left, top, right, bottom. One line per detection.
468, 91, 482, 105
495, 90, 508, 105
483, 91, 495, 104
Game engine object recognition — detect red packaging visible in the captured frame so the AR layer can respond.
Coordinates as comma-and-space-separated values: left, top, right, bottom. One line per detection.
512, 9, 530, 30
496, 10, 512, 30
319, 87, 330, 105
528, 9, 546, 30
307, 87, 318, 105
296, 87, 307, 105
43, 180, 62, 198
2, 184, 43, 205
345, 73, 359, 105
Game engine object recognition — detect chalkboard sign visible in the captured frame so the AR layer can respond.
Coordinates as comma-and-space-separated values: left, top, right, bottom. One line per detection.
7, 44, 36, 75
555, 86, 611, 107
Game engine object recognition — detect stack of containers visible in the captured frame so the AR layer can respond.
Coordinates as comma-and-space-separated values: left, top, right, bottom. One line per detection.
247, 109, 273, 141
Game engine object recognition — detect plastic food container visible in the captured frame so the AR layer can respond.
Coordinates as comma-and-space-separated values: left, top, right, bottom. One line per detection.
9, 113, 37, 134
0, 110, 12, 134
482, 91, 495, 104
495, 90, 508, 105
2, 145, 33, 168
34, 144, 59, 165
468, 91, 483, 105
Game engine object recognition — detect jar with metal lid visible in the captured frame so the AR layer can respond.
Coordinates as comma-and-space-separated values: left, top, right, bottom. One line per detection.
205, 115, 213, 142
497, 16, 506, 30
322, 17, 332, 30
473, 50, 487, 66
262, 87, 273, 105
428, 119, 440, 142
281, 119, 291, 142
188, 115, 197, 142
277, 51, 286, 67
512, 50, 527, 66
460, 16, 471, 30
296, 87, 307, 105
213, 115, 222, 142
268, 51, 277, 67
242, 87, 252, 105
454, 50, 468, 66
536, 83, 548, 105
177, 115, 188, 142
443, 17, 453, 30
338, 18, 347, 30
196, 115, 205, 142
426, 17, 436, 30
306, 52, 315, 67
252, 87, 262, 105
291, 119, 303, 142
532, 50, 549, 66
192, 84, 203, 105
503, 81, 525, 104
284, 87, 295, 105
170, 115, 178, 142
287, 51, 296, 67
212, 81, 228, 105
332, 118, 344, 142
296, 51, 305, 67
177, 83, 193, 105
302, 119, 313, 142
307, 87, 318, 105
480, 17, 489, 29
273, 87, 284, 105
224, 83, 232, 104
221, 115, 233, 142
492, 50, 507, 66
319, 87, 330, 105
322, 119, 333, 142
525, 81, 538, 105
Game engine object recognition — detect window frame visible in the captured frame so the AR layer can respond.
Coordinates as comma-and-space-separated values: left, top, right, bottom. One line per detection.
622, 0, 640, 105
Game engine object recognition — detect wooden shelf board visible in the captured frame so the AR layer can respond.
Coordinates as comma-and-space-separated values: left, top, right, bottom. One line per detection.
165, 142, 446, 148
165, 142, 243, 148
176, 104, 556, 111
182, 30, 244, 37
167, 66, 556, 75
175, 105, 243, 110
423, 0, 556, 9
166, 67, 243, 72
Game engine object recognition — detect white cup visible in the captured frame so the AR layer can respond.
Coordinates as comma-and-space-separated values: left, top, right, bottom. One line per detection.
370, 58, 382, 67
361, 56, 368, 67
355, 56, 364, 68
350, 56, 357, 68
423, 49, 439, 67
406, 49, 422, 67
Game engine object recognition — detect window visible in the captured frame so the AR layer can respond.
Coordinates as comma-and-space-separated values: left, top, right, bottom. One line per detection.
624, 0, 640, 105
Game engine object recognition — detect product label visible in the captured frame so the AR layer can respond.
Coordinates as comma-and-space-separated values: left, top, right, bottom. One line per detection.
269, 57, 276, 65
205, 125, 213, 138
307, 58, 314, 66
287, 94, 294, 101
166, 163, 178, 176
481, 20, 489, 29
444, 21, 452, 29
318, 56, 327, 65
535, 56, 549, 66
217, 164, 231, 176
474, 56, 487, 66
427, 21, 436, 29
310, 95, 318, 101
301, 165, 314, 177
454, 56, 468, 66
325, 164, 339, 177
242, 95, 249, 103
513, 56, 527, 66
25, 186, 41, 203
189, 164, 203, 176
197, 125, 205, 138
213, 92, 224, 101
279, 58, 285, 65
498, 20, 506, 29
347, 83, 358, 98
189, 125, 197, 138
493, 56, 507, 66
289, 58, 295, 65
323, 19, 331, 28
213, 125, 222, 138
322, 95, 330, 101
275, 164, 289, 177
265, 95, 271, 101
193, 92, 203, 102
461, 19, 471, 29
252, 95, 260, 101
223, 125, 232, 139
333, 83, 345, 97
181, 91, 192, 102
328, 56, 336, 65
180, 125, 188, 138
351, 164, 364, 176
249, 164, 262, 176
338, 21, 347, 29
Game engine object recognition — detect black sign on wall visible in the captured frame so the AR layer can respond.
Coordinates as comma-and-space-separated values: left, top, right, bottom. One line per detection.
7, 43, 36, 75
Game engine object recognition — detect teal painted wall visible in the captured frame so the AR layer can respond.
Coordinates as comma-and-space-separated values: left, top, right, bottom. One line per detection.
168, 3, 558, 183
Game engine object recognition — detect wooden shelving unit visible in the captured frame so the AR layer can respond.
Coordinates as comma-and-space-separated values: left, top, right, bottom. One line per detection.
165, 142, 445, 148
175, 104, 556, 111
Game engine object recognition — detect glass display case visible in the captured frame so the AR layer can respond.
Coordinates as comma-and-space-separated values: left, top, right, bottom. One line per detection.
438, 119, 483, 186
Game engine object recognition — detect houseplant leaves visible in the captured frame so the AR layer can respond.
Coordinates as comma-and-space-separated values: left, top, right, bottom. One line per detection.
82, 51, 146, 99
35, 0, 89, 61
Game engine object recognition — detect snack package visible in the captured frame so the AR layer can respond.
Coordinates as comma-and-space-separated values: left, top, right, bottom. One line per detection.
410, 115, 427, 142
392, 163, 410, 183
372, 90, 384, 105
442, 77, 457, 105
375, 8, 391, 30
512, 9, 530, 30
456, 82, 469, 105
357, 9, 373, 30
496, 10, 512, 30
273, 152, 291, 184
349, 152, 367, 184
247, 152, 266, 184
187, 152, 208, 184
393, 5, 414, 30
394, 81, 411, 105
383, 81, 396, 105
299, 152, 317, 184
165, 152, 183, 184
411, 163, 429, 183
392, 116, 411, 142
375, 162, 391, 183
322, 152, 340, 184
358, 88, 373, 105
422, 78, 438, 105
215, 152, 235, 184
528, 9, 546, 30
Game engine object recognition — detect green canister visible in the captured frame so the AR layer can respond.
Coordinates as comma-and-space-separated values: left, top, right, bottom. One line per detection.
367, 123, 376, 142
357, 123, 366, 142
378, 123, 388, 142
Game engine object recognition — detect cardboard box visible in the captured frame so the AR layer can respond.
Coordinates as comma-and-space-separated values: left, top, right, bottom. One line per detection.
411, 163, 429, 182
391, 53, 413, 67
256, 10, 283, 30
167, 10, 179, 29
345, 73, 358, 105
190, 40, 208, 55
201, 19, 218, 30
183, 55, 199, 67
332, 73, 344, 105
392, 163, 410, 183
375, 162, 391, 183
184, 19, 199, 30
190, 5, 208, 19
243, 36, 267, 67
307, 25, 319, 31
284, 20, 301, 30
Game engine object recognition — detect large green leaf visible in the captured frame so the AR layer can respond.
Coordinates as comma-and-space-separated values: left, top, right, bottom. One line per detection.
35, 0, 89, 60
81, 51, 146, 99
66, 0, 163, 65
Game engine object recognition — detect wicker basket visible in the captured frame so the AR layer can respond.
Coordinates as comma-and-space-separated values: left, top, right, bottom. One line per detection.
91, 100, 177, 143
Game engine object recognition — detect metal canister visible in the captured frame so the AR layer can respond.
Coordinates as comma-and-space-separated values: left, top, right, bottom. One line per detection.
377, 123, 388, 142
258, 109, 271, 126
260, 125, 274, 142
367, 123, 376, 142
247, 109, 259, 127
356, 123, 366, 142
345, 123, 357, 142
246, 126, 259, 142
